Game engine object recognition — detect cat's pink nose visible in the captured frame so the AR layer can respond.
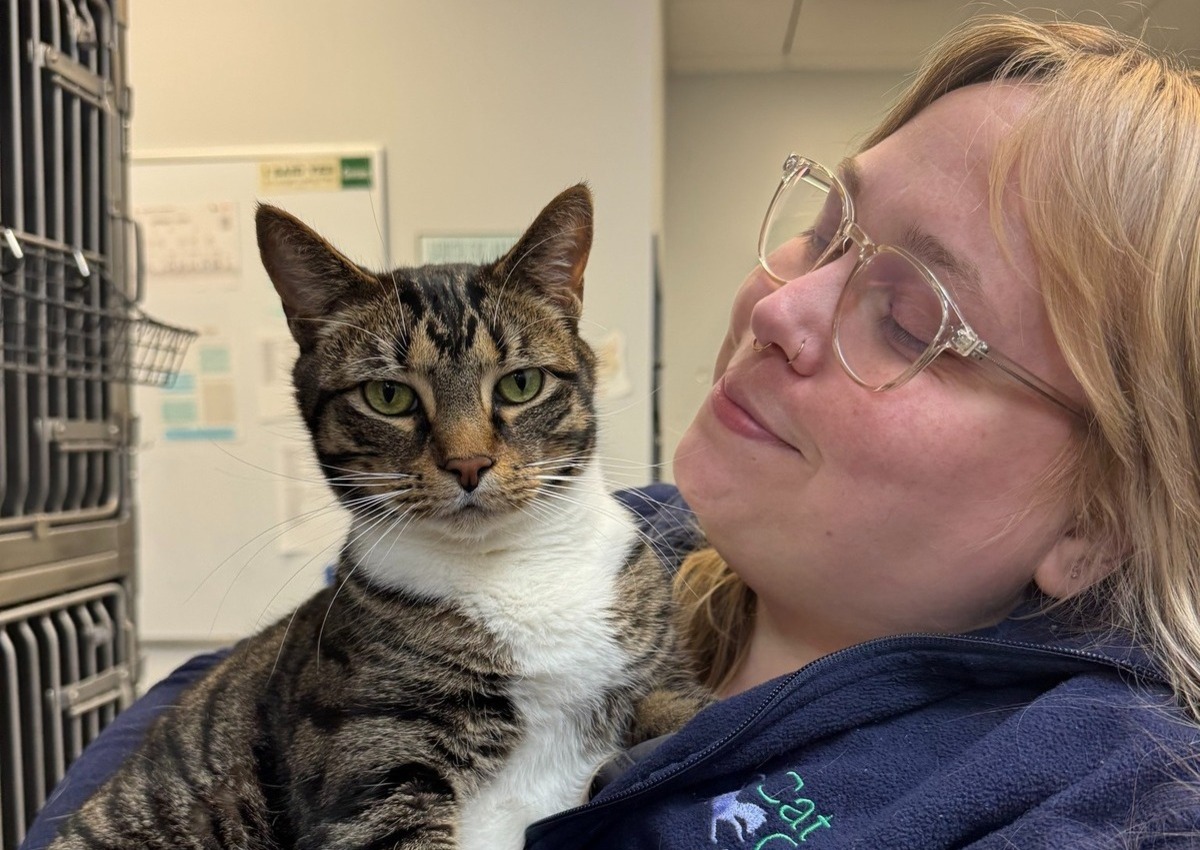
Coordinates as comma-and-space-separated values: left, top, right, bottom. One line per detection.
443, 456, 494, 492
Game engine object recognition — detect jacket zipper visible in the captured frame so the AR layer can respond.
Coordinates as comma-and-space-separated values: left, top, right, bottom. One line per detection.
531, 631, 1164, 829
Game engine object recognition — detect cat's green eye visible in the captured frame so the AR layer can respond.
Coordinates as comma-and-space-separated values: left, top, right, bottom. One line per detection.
362, 380, 418, 415
496, 368, 544, 404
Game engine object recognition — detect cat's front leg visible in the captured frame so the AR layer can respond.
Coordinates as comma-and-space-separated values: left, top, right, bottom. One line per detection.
302, 816, 459, 850
298, 764, 461, 850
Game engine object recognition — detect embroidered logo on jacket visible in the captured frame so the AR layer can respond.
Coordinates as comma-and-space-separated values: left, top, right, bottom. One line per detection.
708, 772, 833, 847
711, 792, 768, 842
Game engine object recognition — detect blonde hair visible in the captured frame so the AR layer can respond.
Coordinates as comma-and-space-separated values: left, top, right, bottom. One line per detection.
675, 14, 1200, 719
674, 547, 755, 692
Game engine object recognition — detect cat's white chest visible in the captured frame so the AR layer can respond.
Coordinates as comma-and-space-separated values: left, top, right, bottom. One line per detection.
350, 467, 644, 850
455, 612, 625, 849
454, 515, 634, 849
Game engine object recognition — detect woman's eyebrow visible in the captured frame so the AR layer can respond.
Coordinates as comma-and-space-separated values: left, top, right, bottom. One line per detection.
837, 157, 986, 305
838, 157, 864, 200
901, 227, 985, 304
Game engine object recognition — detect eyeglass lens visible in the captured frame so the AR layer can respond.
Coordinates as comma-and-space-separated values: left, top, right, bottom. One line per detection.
763, 165, 949, 389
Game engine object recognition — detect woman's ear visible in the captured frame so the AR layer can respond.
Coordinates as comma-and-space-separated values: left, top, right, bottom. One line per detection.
1032, 528, 1120, 599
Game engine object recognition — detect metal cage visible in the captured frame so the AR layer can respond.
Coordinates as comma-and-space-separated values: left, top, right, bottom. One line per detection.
0, 2, 191, 847
0, 583, 135, 847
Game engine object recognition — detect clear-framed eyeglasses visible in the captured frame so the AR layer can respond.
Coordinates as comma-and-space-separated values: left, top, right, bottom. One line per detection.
757, 153, 1085, 419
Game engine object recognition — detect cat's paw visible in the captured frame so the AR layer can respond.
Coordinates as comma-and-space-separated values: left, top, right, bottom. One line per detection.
627, 685, 715, 744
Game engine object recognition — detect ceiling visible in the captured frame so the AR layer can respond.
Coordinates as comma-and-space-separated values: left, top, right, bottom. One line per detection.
665, 0, 1200, 73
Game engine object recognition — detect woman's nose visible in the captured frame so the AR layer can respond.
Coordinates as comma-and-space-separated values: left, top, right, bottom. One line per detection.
713, 265, 784, 380
748, 253, 851, 374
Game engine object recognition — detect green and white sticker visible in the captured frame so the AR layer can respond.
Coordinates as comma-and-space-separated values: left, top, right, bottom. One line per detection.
339, 156, 372, 188
258, 156, 373, 192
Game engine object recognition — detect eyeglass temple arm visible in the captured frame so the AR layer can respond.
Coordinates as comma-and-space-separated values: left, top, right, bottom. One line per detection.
973, 345, 1086, 419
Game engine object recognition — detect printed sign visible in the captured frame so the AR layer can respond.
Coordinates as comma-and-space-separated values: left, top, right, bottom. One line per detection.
258, 156, 373, 193
418, 234, 518, 264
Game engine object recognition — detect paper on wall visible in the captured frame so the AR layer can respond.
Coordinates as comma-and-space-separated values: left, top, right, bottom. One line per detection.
134, 201, 241, 276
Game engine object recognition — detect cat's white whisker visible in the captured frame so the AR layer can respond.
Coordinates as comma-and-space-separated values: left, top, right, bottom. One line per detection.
491, 222, 591, 326
315, 506, 417, 661
321, 461, 418, 476
520, 454, 587, 467
211, 500, 355, 632
257, 527, 356, 637
329, 483, 417, 498
289, 315, 396, 353
204, 441, 335, 487
327, 474, 417, 485
259, 497, 403, 638
191, 495, 350, 609
306, 509, 401, 655
574, 315, 615, 336
392, 273, 412, 343
338, 495, 409, 513
512, 501, 559, 528
532, 487, 673, 556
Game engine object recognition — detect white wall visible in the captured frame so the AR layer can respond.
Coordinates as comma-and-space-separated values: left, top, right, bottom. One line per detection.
128, 0, 663, 472
661, 69, 905, 477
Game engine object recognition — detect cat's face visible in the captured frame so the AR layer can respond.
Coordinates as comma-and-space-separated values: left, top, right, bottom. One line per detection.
257, 186, 597, 538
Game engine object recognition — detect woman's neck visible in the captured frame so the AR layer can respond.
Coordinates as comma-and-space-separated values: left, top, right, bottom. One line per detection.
718, 599, 856, 698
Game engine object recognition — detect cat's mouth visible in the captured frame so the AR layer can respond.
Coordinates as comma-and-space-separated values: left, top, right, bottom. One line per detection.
439, 485, 535, 528
349, 481, 530, 538
412, 498, 525, 543
433, 489, 504, 520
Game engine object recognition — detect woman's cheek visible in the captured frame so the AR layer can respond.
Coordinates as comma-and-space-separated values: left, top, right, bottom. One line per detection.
714, 270, 777, 380
712, 328, 738, 381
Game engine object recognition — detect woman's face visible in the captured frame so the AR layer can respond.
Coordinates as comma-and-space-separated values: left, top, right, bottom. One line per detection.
674, 83, 1086, 654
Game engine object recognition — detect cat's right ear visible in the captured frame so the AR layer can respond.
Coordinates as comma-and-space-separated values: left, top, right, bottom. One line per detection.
256, 204, 376, 349
493, 184, 593, 320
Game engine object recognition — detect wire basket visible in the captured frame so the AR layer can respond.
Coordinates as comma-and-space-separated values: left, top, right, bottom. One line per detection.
1, 233, 197, 388
113, 313, 199, 387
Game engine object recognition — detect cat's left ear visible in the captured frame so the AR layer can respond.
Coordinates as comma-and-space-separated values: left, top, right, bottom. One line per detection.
256, 203, 378, 349
494, 183, 593, 318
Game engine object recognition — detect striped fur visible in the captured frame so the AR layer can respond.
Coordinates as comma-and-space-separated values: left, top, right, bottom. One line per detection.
49, 185, 708, 850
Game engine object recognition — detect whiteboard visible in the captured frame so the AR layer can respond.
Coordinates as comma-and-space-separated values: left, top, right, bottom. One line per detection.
130, 146, 388, 642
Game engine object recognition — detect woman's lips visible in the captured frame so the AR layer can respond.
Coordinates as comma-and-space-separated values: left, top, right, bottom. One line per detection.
711, 376, 791, 448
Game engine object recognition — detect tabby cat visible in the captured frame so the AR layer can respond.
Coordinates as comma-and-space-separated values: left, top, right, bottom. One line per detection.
49, 185, 708, 850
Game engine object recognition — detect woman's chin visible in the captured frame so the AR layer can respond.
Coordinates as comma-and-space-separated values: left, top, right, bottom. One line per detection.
672, 420, 711, 506
674, 417, 743, 523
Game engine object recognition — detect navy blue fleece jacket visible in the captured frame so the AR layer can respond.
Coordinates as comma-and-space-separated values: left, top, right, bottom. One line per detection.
530, 487, 1200, 848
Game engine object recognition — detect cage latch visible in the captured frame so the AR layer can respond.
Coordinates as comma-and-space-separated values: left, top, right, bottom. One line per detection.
37, 418, 123, 451
0, 227, 23, 274
35, 42, 113, 113
47, 664, 134, 719
72, 248, 90, 279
